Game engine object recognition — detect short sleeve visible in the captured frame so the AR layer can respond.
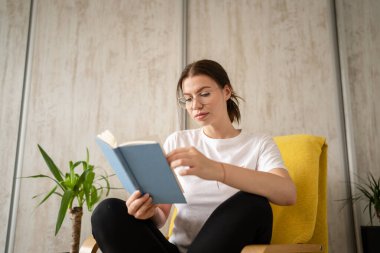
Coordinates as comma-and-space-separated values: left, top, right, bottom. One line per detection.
257, 135, 286, 172
163, 132, 178, 155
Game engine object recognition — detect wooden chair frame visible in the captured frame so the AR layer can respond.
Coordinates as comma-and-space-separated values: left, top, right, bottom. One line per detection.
79, 238, 323, 253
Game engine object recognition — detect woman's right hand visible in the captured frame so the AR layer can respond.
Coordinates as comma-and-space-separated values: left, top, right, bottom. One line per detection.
126, 191, 156, 220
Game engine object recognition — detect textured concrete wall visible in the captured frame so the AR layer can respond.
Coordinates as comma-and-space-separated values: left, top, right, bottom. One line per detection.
337, 0, 380, 228
3, 0, 378, 252
0, 0, 31, 252
185, 1, 355, 252
7, 0, 182, 252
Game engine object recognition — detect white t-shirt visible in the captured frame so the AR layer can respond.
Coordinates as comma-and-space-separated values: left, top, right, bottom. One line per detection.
163, 128, 286, 253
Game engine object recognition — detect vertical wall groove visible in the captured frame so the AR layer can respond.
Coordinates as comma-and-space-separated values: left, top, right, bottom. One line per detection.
331, 0, 360, 252
180, 0, 188, 130
5, 0, 35, 252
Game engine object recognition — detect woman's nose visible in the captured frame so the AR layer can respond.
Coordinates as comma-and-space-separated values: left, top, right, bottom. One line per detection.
191, 97, 203, 110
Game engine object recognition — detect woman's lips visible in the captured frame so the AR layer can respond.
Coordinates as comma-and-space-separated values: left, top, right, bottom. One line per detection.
194, 112, 209, 120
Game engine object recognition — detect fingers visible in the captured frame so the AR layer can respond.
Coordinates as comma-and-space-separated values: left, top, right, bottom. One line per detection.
126, 190, 142, 206
167, 147, 199, 168
136, 203, 156, 219
166, 147, 191, 157
167, 147, 219, 180
178, 167, 195, 176
169, 157, 192, 169
167, 147, 198, 160
126, 191, 156, 219
167, 149, 188, 164
133, 196, 155, 218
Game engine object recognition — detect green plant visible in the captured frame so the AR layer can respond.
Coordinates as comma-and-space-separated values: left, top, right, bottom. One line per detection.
26, 144, 112, 253
353, 173, 380, 225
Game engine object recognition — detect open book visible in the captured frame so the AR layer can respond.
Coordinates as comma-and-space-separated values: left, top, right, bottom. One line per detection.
96, 130, 186, 204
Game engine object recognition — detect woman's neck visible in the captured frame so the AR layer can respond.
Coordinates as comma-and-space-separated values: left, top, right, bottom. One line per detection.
203, 123, 240, 139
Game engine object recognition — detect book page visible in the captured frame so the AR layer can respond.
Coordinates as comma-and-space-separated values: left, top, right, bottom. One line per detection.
119, 140, 157, 146
98, 130, 159, 147
97, 130, 117, 148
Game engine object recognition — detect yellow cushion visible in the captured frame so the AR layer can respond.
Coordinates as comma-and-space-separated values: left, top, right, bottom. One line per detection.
271, 134, 326, 243
167, 207, 177, 238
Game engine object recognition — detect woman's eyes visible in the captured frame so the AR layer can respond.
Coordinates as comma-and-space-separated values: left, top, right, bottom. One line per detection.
200, 92, 210, 97
184, 92, 211, 102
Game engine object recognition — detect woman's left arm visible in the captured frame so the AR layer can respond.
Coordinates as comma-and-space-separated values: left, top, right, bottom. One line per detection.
167, 147, 296, 206
218, 164, 296, 206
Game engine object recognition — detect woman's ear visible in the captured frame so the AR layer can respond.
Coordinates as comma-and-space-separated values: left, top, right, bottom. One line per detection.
223, 85, 232, 101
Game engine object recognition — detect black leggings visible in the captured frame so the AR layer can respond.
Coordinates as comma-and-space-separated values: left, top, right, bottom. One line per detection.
91, 191, 272, 253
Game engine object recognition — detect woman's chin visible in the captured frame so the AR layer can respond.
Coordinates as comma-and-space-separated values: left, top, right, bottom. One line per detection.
193, 118, 213, 127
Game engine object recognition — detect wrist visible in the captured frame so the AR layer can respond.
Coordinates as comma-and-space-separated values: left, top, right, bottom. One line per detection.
152, 207, 165, 228
219, 163, 226, 183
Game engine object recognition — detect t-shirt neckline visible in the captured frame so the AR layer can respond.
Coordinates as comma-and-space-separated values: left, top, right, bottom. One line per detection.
200, 128, 244, 144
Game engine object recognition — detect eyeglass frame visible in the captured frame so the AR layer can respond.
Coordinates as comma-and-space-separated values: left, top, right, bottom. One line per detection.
177, 90, 215, 109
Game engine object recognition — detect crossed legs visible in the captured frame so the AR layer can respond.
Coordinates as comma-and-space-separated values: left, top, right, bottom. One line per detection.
91, 192, 272, 253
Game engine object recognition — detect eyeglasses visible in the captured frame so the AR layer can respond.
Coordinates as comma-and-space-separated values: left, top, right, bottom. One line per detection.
178, 91, 213, 109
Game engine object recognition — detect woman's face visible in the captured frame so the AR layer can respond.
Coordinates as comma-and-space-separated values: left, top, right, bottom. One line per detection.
181, 75, 231, 126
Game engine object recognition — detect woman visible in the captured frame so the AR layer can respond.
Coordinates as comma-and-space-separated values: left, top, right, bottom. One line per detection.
92, 59, 296, 253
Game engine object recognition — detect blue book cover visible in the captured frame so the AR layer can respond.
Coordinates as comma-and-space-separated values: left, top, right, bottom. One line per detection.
96, 130, 186, 204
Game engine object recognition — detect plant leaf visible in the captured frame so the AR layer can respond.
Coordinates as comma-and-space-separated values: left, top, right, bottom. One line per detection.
74, 169, 89, 192
70, 161, 79, 187
87, 185, 100, 211
98, 175, 111, 196
22, 174, 65, 191
55, 190, 74, 235
86, 148, 90, 164
73, 169, 89, 207
84, 171, 95, 208
37, 145, 64, 184
31, 147, 117, 234
36, 185, 58, 208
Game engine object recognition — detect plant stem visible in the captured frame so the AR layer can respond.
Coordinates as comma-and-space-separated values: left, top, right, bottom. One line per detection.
70, 207, 83, 253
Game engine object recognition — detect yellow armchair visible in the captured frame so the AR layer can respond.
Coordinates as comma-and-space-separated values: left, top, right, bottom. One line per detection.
80, 134, 328, 253
241, 134, 328, 252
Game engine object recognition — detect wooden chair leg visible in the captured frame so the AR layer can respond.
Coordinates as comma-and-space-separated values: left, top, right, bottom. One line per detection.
79, 236, 98, 253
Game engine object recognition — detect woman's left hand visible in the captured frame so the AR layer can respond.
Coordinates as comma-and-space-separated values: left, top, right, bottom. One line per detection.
166, 147, 224, 181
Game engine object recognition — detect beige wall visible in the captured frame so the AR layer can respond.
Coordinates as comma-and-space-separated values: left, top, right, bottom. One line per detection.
345, 1, 380, 206
8, 0, 183, 252
335, 0, 380, 251
0, 0, 31, 252
186, 1, 355, 252
3, 0, 379, 252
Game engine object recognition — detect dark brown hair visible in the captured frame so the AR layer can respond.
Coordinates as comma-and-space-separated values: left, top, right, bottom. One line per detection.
177, 59, 243, 123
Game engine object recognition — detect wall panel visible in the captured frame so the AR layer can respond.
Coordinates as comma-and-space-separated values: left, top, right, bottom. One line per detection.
337, 0, 380, 228
12, 0, 182, 252
0, 0, 30, 252
186, 0, 355, 252
4, 0, 375, 252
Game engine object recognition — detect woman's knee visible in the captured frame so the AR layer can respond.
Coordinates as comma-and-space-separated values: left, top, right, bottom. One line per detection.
228, 192, 272, 213
217, 191, 273, 230
239, 192, 272, 220
91, 198, 127, 231
247, 192, 271, 209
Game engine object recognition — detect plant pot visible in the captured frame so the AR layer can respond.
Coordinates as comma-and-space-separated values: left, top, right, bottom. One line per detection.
361, 226, 380, 253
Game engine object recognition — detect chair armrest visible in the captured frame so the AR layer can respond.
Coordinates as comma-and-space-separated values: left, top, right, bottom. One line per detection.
79, 236, 99, 253
241, 244, 323, 253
